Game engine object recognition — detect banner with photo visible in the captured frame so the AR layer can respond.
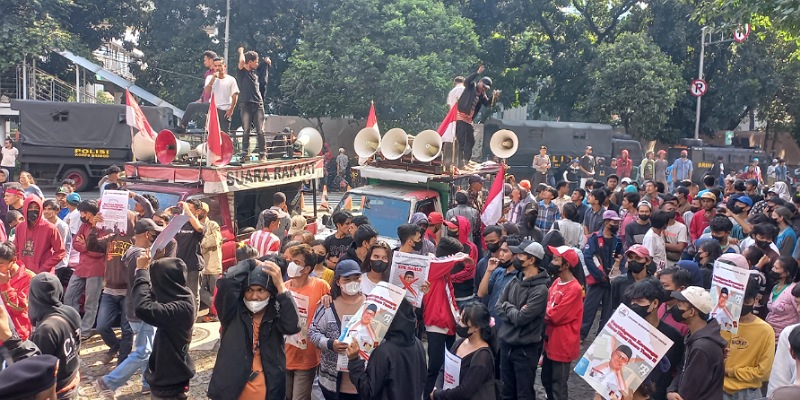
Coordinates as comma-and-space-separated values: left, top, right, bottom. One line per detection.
338, 281, 405, 361
710, 259, 750, 333
389, 251, 431, 308
575, 304, 674, 400
285, 292, 309, 349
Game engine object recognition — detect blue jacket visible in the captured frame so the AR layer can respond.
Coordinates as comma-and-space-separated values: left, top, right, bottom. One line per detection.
583, 231, 619, 287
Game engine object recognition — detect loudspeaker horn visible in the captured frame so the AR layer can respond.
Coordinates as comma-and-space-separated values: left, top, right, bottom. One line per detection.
354, 127, 381, 158
155, 129, 191, 164
380, 128, 410, 160
131, 132, 156, 161
295, 127, 324, 157
412, 129, 442, 162
195, 132, 235, 166
490, 129, 519, 159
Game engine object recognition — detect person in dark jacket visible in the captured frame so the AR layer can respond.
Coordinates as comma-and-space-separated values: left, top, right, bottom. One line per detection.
454, 65, 497, 168
27, 272, 81, 399
581, 211, 621, 340
132, 254, 196, 399
666, 286, 726, 400
346, 298, 427, 400
207, 256, 301, 400
610, 244, 656, 310
496, 240, 550, 400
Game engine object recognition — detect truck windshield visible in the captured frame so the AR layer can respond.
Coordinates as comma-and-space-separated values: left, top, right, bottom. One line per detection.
337, 193, 411, 239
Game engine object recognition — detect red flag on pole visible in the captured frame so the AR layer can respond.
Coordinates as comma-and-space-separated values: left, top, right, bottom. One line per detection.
206, 94, 223, 166
437, 104, 458, 143
367, 101, 380, 134
125, 90, 156, 140
481, 164, 506, 226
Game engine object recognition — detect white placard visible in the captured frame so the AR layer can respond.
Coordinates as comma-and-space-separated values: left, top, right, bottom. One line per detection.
389, 251, 431, 308
286, 292, 310, 349
98, 190, 130, 234
443, 348, 462, 390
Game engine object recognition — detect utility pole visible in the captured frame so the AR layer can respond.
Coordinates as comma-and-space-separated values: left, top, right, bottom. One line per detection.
223, 0, 231, 64
693, 27, 706, 140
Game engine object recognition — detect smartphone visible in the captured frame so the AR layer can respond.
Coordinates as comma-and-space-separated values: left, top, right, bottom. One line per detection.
614, 241, 623, 258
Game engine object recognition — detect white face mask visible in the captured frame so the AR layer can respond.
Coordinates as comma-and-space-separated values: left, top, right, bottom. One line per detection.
341, 281, 361, 296
287, 262, 304, 278
244, 299, 269, 313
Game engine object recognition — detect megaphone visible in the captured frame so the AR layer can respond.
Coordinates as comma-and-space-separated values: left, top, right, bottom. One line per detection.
380, 128, 411, 160
489, 129, 518, 159
155, 129, 191, 164
195, 132, 235, 166
131, 132, 156, 161
295, 127, 323, 157
412, 129, 442, 162
354, 127, 381, 158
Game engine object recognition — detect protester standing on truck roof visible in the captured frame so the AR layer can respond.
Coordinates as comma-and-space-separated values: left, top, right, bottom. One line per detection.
237, 47, 267, 162
202, 57, 239, 133
1, 138, 17, 181
454, 65, 498, 170
447, 76, 465, 108
175, 50, 217, 133
579, 146, 595, 190
532, 145, 551, 187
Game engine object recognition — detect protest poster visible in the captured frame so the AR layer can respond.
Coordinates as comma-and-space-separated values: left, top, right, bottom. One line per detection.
150, 214, 189, 254
286, 292, 309, 349
339, 281, 405, 361
98, 190, 130, 234
442, 348, 462, 390
709, 259, 750, 333
389, 251, 431, 308
575, 304, 674, 400
337, 315, 353, 372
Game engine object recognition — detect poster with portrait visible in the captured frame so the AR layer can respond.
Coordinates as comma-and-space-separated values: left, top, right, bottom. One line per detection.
389, 251, 431, 308
710, 259, 750, 333
285, 292, 309, 349
98, 189, 130, 234
338, 281, 405, 361
575, 304, 674, 400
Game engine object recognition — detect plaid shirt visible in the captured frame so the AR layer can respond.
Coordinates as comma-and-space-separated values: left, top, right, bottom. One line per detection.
536, 200, 561, 231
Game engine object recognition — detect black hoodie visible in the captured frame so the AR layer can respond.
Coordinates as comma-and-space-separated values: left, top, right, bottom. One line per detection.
495, 269, 550, 346
27, 273, 81, 394
667, 319, 726, 400
133, 257, 196, 398
348, 299, 427, 400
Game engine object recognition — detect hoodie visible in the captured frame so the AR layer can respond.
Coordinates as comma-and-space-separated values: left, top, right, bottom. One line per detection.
450, 215, 477, 300
616, 149, 632, 178
70, 221, 106, 278
133, 258, 196, 397
14, 196, 65, 274
496, 268, 550, 346
348, 299, 427, 400
423, 253, 470, 335
27, 273, 81, 395
0, 261, 34, 340
409, 212, 436, 255
667, 319, 726, 400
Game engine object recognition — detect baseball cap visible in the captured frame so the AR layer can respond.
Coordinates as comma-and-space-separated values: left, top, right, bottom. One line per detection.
733, 196, 753, 207
586, 146, 592, 150
626, 244, 650, 259
620, 177, 632, 184
134, 218, 164, 235
66, 193, 81, 205
427, 212, 444, 225
200, 201, 210, 213
773, 159, 779, 163
335, 259, 362, 278
468, 175, 484, 184
716, 254, 749, 271
480, 76, 492, 89
288, 215, 307, 236
509, 240, 545, 259
56, 186, 68, 195
443, 217, 458, 230
753, 158, 759, 162
602, 210, 621, 221
0, 354, 59, 399
637, 200, 652, 210
699, 192, 717, 202
548, 245, 579, 268
671, 286, 714, 314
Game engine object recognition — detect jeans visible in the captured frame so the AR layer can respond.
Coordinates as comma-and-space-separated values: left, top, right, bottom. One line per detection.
455, 121, 474, 168
102, 321, 156, 391
96, 293, 133, 362
240, 102, 265, 155
286, 368, 316, 400
425, 332, 456, 396
187, 270, 201, 314
179, 101, 209, 128
722, 388, 763, 400
500, 341, 543, 400
64, 275, 104, 333
200, 274, 218, 312
580, 284, 613, 340
541, 352, 571, 400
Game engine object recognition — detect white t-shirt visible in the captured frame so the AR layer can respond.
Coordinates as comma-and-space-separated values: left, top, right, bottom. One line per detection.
205, 74, 240, 111
447, 84, 465, 108
643, 229, 667, 271
1, 147, 18, 167
663, 221, 688, 268
360, 273, 378, 295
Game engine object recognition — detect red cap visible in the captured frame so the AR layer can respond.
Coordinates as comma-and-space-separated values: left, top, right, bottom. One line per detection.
626, 244, 650, 259
519, 180, 531, 191
443, 217, 458, 230
547, 245, 579, 268
428, 212, 444, 225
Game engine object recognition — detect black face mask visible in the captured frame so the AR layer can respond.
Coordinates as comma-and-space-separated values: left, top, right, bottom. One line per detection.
690, 206, 700, 213
638, 214, 650, 222
27, 210, 40, 223
80, 216, 89, 224
711, 235, 726, 243
629, 303, 651, 319
544, 262, 562, 277
448, 229, 459, 238
731, 206, 744, 214
512, 258, 526, 271
498, 259, 513, 269
608, 224, 620, 235
662, 290, 674, 303
741, 304, 754, 316
455, 324, 471, 338
756, 240, 771, 250
313, 253, 326, 265
370, 260, 389, 273
769, 271, 784, 282
486, 242, 501, 253
412, 240, 424, 251
628, 261, 646, 274
670, 306, 688, 323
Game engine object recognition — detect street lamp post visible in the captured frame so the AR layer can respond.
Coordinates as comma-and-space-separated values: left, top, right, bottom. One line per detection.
693, 27, 707, 140
224, 0, 231, 64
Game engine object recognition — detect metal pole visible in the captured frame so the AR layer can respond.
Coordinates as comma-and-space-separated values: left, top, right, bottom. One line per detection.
693, 27, 706, 140
223, 0, 231, 64
75, 64, 80, 102
312, 178, 318, 218
21, 56, 27, 100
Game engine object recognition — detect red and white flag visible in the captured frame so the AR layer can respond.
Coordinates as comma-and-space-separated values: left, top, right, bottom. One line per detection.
125, 90, 156, 140
481, 164, 506, 227
437, 104, 457, 143
206, 94, 223, 166
367, 101, 380, 134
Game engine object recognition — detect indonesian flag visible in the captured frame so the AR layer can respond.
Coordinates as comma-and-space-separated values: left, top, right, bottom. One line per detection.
206, 94, 223, 166
367, 101, 380, 134
481, 164, 506, 227
437, 104, 457, 143
125, 90, 156, 140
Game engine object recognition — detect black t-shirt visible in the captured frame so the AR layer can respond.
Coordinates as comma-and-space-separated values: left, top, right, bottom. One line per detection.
652, 321, 684, 400
580, 155, 595, 178
324, 234, 353, 261
237, 67, 263, 105
174, 222, 205, 271
624, 221, 651, 250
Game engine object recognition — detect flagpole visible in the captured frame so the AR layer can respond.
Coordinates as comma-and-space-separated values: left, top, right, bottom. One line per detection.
131, 126, 137, 162
206, 95, 212, 167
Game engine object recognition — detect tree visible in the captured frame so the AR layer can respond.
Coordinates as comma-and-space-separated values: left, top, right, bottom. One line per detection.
281, 0, 479, 132
583, 32, 682, 140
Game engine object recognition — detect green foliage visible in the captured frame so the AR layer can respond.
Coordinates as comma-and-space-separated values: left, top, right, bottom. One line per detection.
583, 32, 682, 140
281, 0, 479, 132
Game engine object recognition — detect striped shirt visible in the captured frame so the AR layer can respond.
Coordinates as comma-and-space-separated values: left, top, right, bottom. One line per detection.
249, 229, 281, 257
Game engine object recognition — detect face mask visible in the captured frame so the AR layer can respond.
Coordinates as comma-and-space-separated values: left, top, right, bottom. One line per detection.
638, 214, 650, 222
769, 271, 784, 282
244, 298, 269, 313
711, 235, 726, 244
498, 259, 513, 269
486, 242, 501, 253
690, 206, 700, 213
670, 306, 688, 323
512, 258, 526, 271
756, 240, 771, 250
370, 260, 389, 273
608, 224, 620, 235
628, 261, 646, 274
544, 262, 562, 277
341, 281, 361, 296
662, 290, 673, 303
413, 240, 423, 251
731, 206, 744, 214
455, 324, 471, 338
448, 229, 459, 238
27, 210, 40, 223
741, 304, 754, 316
629, 303, 651, 319
313, 254, 326, 265
287, 262, 304, 278
80, 216, 89, 224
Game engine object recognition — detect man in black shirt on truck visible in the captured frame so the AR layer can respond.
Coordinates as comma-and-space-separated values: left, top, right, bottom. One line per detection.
237, 47, 267, 162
